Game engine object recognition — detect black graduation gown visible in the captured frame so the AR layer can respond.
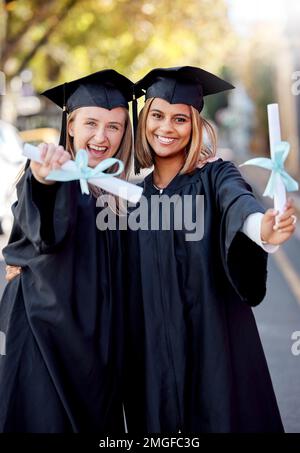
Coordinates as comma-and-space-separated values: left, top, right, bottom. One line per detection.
123, 159, 284, 433
0, 168, 124, 433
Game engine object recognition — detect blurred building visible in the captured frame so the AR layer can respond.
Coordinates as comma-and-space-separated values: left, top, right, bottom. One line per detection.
216, 82, 255, 161
276, 0, 300, 176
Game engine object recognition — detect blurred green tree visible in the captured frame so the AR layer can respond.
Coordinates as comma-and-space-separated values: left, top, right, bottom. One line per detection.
0, 0, 234, 90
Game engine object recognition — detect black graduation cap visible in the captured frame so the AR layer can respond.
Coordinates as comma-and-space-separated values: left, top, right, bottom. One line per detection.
135, 66, 234, 113
41, 69, 137, 148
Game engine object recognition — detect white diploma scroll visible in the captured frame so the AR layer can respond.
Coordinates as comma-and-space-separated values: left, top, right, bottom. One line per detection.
267, 104, 287, 214
23, 143, 143, 204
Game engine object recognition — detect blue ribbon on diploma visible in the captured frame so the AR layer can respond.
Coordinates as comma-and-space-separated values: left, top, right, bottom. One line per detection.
240, 141, 299, 198
46, 149, 124, 195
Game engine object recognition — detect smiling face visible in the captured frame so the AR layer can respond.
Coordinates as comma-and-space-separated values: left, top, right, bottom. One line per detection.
68, 106, 126, 168
145, 98, 192, 160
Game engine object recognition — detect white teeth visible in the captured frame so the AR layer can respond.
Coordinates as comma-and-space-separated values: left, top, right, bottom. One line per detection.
157, 135, 176, 144
88, 145, 107, 152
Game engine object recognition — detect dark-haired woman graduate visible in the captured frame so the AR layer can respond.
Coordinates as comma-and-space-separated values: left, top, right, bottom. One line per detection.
123, 66, 297, 433
0, 70, 135, 432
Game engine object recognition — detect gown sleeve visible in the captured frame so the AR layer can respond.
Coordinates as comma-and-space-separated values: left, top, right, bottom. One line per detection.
8, 165, 77, 255
212, 160, 268, 307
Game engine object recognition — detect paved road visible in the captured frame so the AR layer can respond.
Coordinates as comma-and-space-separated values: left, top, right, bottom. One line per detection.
253, 239, 300, 433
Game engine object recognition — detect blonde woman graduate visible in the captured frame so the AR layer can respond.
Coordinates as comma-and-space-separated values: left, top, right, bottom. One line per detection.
123, 66, 297, 433
0, 70, 135, 432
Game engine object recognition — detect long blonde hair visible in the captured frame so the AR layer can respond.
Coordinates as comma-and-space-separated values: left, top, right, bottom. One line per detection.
135, 98, 217, 174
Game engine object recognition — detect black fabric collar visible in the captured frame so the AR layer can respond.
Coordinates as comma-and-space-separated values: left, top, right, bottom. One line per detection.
142, 160, 222, 195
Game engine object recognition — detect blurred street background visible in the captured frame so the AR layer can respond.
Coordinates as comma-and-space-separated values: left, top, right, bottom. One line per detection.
1, 0, 300, 433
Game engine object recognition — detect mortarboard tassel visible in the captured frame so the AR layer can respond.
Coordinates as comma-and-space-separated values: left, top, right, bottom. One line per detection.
58, 83, 67, 148
58, 106, 67, 148
132, 91, 141, 175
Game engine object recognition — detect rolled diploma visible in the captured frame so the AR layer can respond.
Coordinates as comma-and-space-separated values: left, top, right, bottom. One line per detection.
23, 143, 143, 204
267, 104, 286, 215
